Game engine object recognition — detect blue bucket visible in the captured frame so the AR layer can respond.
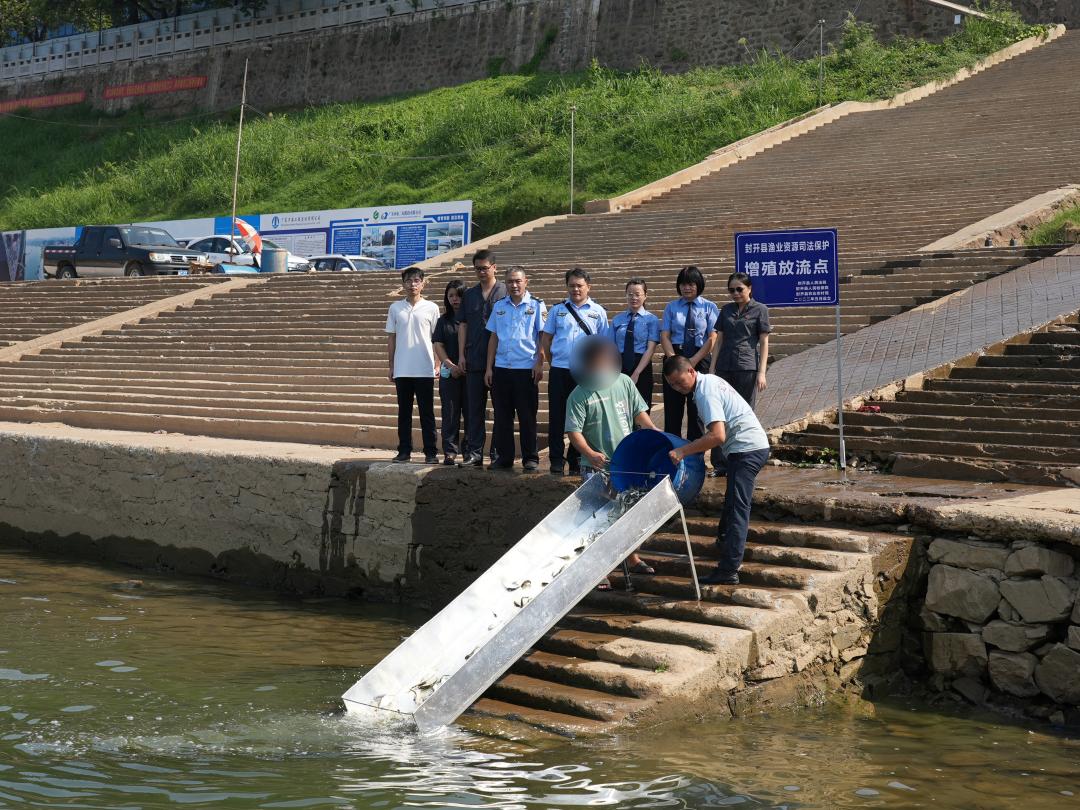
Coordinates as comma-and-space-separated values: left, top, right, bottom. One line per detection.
609, 430, 706, 506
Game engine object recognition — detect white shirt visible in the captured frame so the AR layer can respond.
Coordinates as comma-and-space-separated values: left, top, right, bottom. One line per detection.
693, 373, 770, 456
385, 298, 439, 379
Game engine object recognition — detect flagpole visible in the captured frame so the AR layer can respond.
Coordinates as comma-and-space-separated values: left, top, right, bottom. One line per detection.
229, 58, 249, 256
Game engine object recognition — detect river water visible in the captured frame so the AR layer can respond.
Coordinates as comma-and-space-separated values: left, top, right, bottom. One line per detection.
2, 547, 1078, 809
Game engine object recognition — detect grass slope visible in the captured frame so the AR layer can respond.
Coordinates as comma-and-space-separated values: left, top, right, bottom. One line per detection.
0, 8, 1045, 238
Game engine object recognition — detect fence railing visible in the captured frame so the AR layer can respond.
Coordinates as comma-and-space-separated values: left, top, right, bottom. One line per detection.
1, 0, 483, 83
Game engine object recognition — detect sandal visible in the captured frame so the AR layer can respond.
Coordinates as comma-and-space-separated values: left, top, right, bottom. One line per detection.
629, 562, 656, 575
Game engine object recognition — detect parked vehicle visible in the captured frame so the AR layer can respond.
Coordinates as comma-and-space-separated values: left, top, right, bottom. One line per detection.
180, 235, 258, 267
44, 226, 208, 279
178, 235, 310, 272
306, 254, 386, 272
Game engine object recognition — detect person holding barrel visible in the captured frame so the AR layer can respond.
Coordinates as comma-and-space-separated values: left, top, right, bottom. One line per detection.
660, 266, 719, 441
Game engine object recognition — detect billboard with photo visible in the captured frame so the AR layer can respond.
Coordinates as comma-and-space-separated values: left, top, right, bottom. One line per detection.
15, 200, 472, 280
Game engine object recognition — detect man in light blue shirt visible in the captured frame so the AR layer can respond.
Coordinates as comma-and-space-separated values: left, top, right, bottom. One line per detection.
485, 266, 548, 471
541, 267, 610, 476
663, 355, 771, 586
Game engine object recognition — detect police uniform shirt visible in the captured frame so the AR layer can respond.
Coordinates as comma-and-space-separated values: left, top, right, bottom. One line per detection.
542, 299, 611, 368
715, 300, 771, 372
612, 309, 661, 354
693, 373, 770, 456
462, 281, 507, 370
661, 297, 720, 350
485, 292, 548, 370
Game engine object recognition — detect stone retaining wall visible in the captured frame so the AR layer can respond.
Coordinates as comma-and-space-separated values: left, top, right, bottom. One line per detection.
0, 426, 572, 608
919, 534, 1080, 724
5, 0, 1077, 116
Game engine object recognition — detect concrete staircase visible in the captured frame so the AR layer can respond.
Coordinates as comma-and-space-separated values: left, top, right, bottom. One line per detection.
0, 276, 224, 348
464, 503, 913, 736
0, 247, 1052, 447
778, 314, 1080, 487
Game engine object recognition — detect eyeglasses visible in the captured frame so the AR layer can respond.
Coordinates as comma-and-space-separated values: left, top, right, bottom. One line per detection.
728, 286, 747, 293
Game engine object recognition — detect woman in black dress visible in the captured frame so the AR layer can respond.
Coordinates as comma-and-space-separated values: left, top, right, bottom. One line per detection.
433, 279, 468, 465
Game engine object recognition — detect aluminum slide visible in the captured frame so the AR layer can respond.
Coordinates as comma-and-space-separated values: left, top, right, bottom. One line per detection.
341, 473, 687, 732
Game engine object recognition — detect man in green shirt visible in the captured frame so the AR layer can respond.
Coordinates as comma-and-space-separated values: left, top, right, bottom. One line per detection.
566, 338, 659, 578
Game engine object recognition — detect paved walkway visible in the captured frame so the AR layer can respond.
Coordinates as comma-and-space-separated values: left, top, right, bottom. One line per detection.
757, 246, 1080, 430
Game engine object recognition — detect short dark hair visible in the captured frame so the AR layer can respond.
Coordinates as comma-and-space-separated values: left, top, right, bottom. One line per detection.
676, 265, 706, 296
401, 266, 424, 282
625, 278, 648, 293
565, 267, 590, 285
472, 249, 494, 266
662, 355, 693, 377
727, 271, 752, 291
443, 279, 466, 314
580, 336, 615, 369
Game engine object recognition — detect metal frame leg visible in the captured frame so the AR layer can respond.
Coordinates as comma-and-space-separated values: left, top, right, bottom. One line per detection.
679, 504, 701, 601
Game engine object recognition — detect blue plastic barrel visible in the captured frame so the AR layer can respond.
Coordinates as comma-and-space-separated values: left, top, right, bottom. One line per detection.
609, 430, 706, 506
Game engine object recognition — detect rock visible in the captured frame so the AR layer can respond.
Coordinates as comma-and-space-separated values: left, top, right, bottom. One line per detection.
998, 598, 1020, 623
928, 538, 1009, 572
988, 651, 1039, 697
952, 676, 987, 705
918, 605, 951, 632
1073, 595, 1080, 624
1004, 546, 1075, 578
1000, 577, 1077, 623
925, 566, 1000, 623
925, 633, 987, 678
1035, 644, 1080, 704
981, 620, 1051, 652
1069, 626, 1080, 651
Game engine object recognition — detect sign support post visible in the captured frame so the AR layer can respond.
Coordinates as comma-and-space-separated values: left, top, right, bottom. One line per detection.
735, 227, 846, 481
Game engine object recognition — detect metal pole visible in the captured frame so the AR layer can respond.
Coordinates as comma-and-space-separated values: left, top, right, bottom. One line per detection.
679, 505, 701, 601
835, 297, 848, 483
568, 103, 577, 215
817, 19, 825, 107
229, 58, 249, 253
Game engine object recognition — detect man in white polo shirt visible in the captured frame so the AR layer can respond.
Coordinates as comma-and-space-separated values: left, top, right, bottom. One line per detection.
663, 355, 771, 585
386, 266, 440, 464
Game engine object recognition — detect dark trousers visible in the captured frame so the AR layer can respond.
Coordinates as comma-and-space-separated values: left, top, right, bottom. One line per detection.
547, 366, 580, 471
623, 353, 654, 410
395, 377, 437, 456
491, 367, 539, 466
463, 370, 493, 460
438, 373, 467, 457
662, 354, 710, 440
716, 447, 770, 575
711, 369, 759, 469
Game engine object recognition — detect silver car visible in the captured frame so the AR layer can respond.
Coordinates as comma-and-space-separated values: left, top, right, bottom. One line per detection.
305, 254, 386, 273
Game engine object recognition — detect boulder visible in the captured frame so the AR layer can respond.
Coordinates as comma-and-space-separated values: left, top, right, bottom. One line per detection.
981, 620, 1050, 652
1035, 644, 1080, 705
925, 565, 1000, 623
918, 605, 950, 632
988, 651, 1039, 697
1004, 546, 1075, 578
999, 577, 1077, 623
1073, 595, 1080, 624
1069, 626, 1080, 652
998, 598, 1020, 623
929, 538, 1010, 572
925, 632, 987, 678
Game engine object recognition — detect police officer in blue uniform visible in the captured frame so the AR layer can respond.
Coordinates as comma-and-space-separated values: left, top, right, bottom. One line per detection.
541, 267, 610, 476
660, 265, 719, 441
484, 266, 548, 471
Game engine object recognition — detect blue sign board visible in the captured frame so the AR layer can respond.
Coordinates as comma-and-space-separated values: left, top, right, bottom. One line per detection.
734, 228, 838, 307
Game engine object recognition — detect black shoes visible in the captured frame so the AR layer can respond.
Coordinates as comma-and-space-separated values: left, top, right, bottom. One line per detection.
523, 460, 539, 472
700, 567, 739, 586
424, 453, 439, 464
462, 454, 484, 467
443, 455, 456, 466
549, 464, 564, 476
392, 451, 410, 463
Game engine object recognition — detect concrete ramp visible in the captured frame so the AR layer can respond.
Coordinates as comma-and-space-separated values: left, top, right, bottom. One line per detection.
342, 474, 686, 731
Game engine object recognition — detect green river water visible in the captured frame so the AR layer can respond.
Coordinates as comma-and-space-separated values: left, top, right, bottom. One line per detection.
2, 547, 1079, 809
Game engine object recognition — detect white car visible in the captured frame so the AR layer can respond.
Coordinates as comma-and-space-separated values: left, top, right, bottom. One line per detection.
180, 235, 310, 272
306, 254, 386, 273
180, 235, 257, 266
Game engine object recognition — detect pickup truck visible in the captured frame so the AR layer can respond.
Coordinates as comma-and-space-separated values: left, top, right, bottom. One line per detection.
44, 225, 208, 279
